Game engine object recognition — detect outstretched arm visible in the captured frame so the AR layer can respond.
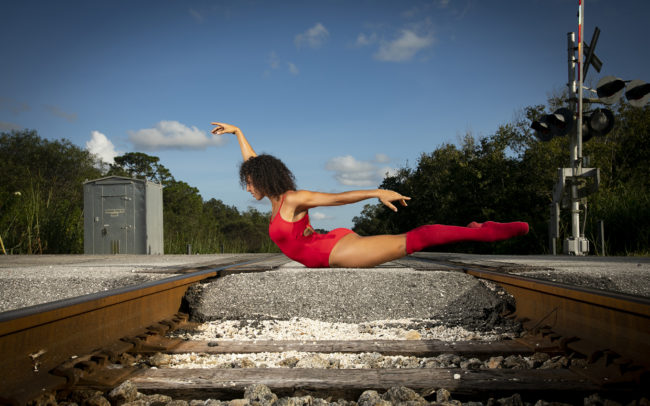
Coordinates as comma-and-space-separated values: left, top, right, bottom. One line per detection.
211, 122, 257, 161
287, 189, 410, 213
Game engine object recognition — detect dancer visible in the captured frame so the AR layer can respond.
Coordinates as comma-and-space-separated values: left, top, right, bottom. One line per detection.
211, 122, 528, 268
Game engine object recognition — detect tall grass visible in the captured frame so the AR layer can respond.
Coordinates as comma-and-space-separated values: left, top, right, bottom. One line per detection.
164, 231, 280, 254
586, 185, 650, 256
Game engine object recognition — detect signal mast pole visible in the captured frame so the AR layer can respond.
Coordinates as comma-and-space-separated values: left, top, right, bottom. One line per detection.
574, 0, 585, 251
564, 0, 589, 255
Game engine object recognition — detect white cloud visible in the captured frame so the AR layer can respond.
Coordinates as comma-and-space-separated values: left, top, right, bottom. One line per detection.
129, 120, 226, 150
294, 22, 329, 49
287, 62, 300, 75
374, 29, 434, 62
374, 153, 390, 164
266, 52, 299, 76
268, 51, 281, 69
86, 130, 118, 164
0, 97, 30, 114
45, 104, 77, 122
189, 8, 204, 23
0, 121, 23, 131
310, 211, 332, 221
325, 155, 397, 187
355, 32, 377, 47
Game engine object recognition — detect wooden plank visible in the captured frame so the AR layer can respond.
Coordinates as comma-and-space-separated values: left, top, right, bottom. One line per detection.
139, 255, 281, 274
130, 368, 603, 401
168, 340, 536, 358
216, 255, 291, 275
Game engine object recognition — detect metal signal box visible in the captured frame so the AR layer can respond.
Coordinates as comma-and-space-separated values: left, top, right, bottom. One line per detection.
83, 176, 163, 254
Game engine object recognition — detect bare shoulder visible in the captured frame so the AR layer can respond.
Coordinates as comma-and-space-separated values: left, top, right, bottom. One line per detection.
283, 190, 313, 206
280, 190, 313, 220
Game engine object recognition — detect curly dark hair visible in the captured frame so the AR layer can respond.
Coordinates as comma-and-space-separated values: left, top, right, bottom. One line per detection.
239, 154, 297, 198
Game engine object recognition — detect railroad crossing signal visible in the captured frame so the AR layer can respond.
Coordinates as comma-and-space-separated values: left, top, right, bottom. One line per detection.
581, 108, 614, 142
597, 76, 650, 107
540, 4, 648, 256
531, 107, 613, 142
531, 108, 573, 141
582, 27, 602, 80
624, 80, 650, 107
596, 76, 625, 104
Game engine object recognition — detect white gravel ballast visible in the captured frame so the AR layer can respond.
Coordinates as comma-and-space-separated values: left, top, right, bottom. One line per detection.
168, 262, 522, 371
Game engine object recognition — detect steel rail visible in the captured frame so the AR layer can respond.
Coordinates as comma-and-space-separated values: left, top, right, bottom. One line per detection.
0, 255, 282, 405
463, 267, 650, 367
414, 257, 650, 375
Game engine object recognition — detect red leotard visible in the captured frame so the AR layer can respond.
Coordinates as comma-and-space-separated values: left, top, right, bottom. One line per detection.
269, 194, 354, 268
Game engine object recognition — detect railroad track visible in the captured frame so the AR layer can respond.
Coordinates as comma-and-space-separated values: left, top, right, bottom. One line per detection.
129, 338, 590, 402
1, 254, 648, 405
406, 255, 650, 375
0, 254, 286, 405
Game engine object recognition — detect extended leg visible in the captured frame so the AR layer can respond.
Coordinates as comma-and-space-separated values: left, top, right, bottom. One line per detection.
405, 221, 529, 254
328, 221, 528, 268
329, 233, 407, 268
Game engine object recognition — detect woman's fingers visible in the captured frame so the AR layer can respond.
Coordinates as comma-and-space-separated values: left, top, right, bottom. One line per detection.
210, 122, 230, 134
381, 198, 399, 212
378, 190, 411, 212
386, 194, 411, 212
210, 122, 223, 134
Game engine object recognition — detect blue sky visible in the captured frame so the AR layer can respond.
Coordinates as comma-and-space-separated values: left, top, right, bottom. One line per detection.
2, 0, 649, 230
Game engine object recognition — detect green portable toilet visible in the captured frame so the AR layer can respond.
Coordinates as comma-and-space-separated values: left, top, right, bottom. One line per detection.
83, 176, 163, 254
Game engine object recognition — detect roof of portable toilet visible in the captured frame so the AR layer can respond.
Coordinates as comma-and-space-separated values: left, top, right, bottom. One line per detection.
84, 176, 161, 186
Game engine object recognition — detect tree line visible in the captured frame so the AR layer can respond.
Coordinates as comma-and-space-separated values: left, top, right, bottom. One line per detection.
1, 99, 648, 255
353, 101, 649, 256
0, 137, 276, 254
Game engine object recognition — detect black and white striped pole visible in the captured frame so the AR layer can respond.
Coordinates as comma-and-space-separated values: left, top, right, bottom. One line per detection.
562, 0, 592, 255
549, 2, 603, 255
571, 0, 587, 254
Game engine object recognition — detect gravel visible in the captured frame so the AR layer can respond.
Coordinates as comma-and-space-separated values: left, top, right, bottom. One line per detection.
510, 265, 650, 297
173, 317, 506, 342
0, 254, 259, 313
156, 351, 581, 371
0, 265, 173, 312
186, 262, 517, 333
169, 260, 523, 382
49, 381, 642, 406
413, 253, 650, 298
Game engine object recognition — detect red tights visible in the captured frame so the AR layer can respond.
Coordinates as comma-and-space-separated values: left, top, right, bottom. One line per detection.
405, 221, 529, 254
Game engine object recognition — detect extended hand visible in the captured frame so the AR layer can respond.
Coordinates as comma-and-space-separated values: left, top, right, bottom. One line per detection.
211, 122, 240, 135
378, 189, 411, 212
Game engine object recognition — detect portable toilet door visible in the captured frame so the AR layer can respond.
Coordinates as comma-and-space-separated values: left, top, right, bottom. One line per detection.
100, 182, 135, 254
85, 178, 137, 254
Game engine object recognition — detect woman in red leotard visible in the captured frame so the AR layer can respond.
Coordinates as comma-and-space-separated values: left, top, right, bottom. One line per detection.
211, 122, 528, 268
